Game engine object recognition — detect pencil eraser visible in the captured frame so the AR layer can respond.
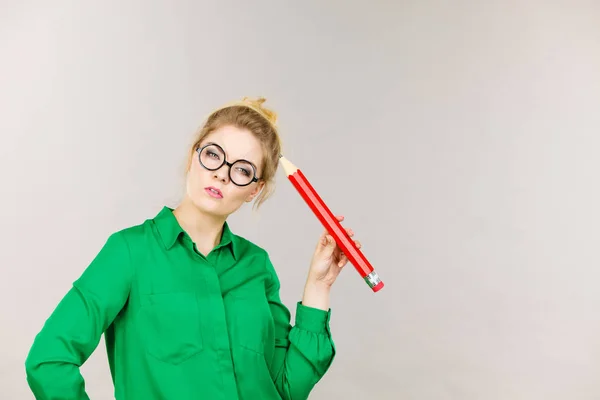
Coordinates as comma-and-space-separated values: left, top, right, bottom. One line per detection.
372, 281, 384, 292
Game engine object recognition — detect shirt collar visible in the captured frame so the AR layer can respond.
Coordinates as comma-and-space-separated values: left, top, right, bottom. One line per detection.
153, 206, 239, 260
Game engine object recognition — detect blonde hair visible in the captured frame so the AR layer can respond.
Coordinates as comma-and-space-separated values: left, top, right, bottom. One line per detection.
185, 97, 282, 210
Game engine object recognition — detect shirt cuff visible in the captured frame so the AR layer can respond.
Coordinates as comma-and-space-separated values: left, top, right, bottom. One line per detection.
295, 301, 331, 334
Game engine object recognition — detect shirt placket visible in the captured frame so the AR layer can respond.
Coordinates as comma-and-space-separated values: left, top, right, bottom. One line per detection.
191, 242, 239, 399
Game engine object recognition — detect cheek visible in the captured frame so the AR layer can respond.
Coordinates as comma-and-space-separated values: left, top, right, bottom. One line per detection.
189, 169, 212, 189
186, 167, 209, 193
222, 186, 253, 203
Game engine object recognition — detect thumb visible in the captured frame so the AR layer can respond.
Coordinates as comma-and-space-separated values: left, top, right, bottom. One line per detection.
320, 234, 336, 253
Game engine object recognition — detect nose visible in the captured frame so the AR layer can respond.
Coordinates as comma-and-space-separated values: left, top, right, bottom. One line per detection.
213, 164, 230, 183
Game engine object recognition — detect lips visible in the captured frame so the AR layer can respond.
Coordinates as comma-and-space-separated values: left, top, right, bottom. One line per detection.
205, 186, 223, 199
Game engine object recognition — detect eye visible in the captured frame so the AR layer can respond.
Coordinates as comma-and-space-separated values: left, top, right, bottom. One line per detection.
207, 150, 220, 159
236, 167, 251, 177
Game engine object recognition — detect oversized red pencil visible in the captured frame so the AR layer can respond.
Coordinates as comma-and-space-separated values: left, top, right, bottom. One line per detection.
279, 155, 384, 293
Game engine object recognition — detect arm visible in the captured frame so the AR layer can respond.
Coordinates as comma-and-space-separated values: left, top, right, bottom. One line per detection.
266, 214, 358, 399
265, 255, 336, 400
300, 279, 332, 311
25, 231, 133, 400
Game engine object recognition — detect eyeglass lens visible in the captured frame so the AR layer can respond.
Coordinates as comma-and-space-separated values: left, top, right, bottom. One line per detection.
199, 144, 255, 186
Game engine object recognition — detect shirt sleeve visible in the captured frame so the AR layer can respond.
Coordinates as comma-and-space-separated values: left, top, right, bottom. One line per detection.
25, 231, 133, 400
264, 253, 336, 400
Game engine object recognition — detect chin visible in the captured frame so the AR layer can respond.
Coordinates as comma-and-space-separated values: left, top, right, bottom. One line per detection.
193, 198, 227, 217
191, 193, 241, 219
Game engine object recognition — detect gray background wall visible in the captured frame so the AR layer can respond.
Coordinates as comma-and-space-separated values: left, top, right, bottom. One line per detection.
2, 1, 600, 399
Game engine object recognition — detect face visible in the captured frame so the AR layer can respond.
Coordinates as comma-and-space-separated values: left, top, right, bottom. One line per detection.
185, 125, 265, 218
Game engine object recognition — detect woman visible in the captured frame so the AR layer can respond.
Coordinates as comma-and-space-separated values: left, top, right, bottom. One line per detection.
25, 97, 361, 399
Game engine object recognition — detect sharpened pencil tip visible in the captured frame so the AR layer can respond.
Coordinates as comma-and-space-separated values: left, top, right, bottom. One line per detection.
278, 155, 298, 174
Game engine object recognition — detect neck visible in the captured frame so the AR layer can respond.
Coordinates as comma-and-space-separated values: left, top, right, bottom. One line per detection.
172, 198, 226, 252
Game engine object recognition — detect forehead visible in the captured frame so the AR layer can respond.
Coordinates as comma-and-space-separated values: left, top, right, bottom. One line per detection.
201, 125, 263, 165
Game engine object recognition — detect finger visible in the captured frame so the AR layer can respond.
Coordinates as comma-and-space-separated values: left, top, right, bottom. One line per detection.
345, 227, 354, 237
354, 240, 361, 249
320, 235, 328, 246
322, 234, 336, 250
336, 249, 346, 263
323, 236, 338, 258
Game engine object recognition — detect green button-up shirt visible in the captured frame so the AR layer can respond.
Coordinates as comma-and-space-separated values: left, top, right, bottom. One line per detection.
25, 206, 336, 399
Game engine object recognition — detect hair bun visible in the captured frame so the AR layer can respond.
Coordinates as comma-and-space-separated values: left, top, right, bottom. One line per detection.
238, 96, 278, 126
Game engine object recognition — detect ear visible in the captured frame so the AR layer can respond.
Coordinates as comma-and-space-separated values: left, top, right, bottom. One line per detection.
245, 181, 265, 202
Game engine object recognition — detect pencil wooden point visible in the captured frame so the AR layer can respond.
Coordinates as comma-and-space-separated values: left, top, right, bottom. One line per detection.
278, 155, 298, 176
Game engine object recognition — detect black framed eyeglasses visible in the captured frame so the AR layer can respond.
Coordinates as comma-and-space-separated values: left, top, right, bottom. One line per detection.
196, 143, 261, 187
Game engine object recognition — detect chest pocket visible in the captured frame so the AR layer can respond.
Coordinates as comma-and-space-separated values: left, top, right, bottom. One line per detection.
137, 291, 204, 365
225, 283, 274, 355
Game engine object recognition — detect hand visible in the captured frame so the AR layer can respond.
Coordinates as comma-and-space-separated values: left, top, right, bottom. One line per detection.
306, 215, 361, 288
